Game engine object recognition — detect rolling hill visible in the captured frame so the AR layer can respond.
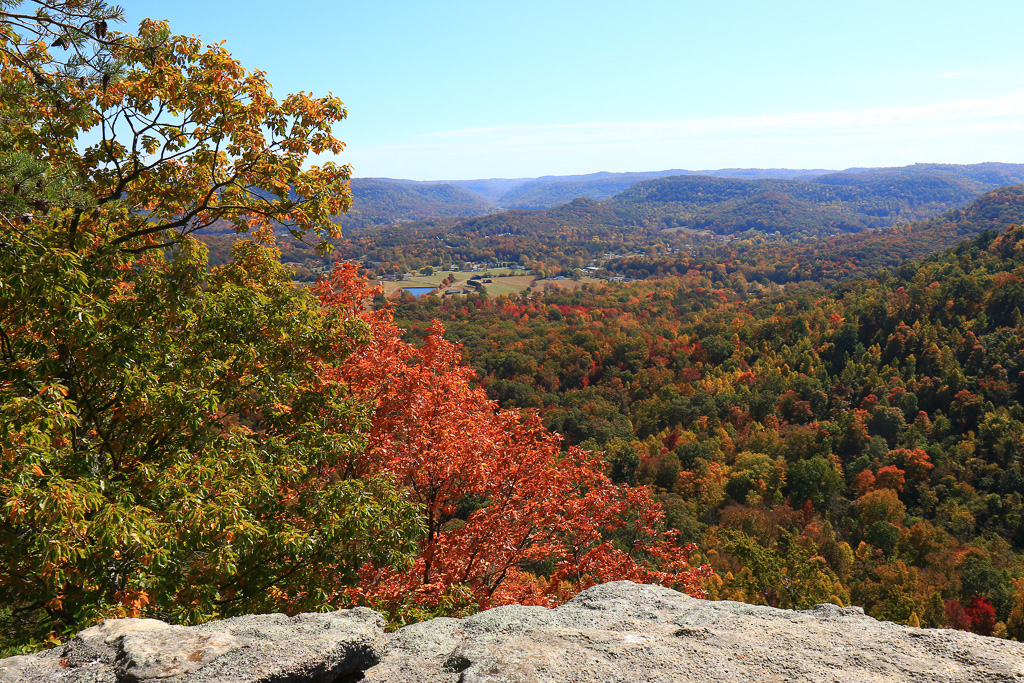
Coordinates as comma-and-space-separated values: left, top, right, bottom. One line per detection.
450, 163, 1024, 239
494, 168, 837, 209
337, 178, 497, 230
339, 163, 1024, 230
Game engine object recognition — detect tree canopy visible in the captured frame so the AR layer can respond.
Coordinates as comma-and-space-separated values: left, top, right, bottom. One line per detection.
0, 2, 706, 652
0, 1, 410, 647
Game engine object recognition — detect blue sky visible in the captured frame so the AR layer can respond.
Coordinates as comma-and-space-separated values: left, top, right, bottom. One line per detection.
124, 1, 1024, 180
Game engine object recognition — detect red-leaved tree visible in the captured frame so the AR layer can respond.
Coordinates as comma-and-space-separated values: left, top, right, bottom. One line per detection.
945, 599, 972, 631
315, 263, 710, 616
966, 596, 997, 636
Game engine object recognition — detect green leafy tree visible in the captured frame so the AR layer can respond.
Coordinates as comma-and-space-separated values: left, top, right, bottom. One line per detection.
719, 529, 848, 609
0, 2, 420, 650
788, 455, 845, 510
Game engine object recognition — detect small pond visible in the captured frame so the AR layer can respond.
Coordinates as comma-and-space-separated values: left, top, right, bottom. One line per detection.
402, 287, 435, 297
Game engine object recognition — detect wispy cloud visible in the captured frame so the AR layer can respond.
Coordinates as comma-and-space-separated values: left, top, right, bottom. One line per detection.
940, 72, 964, 78
419, 93, 1024, 148
347, 94, 1024, 178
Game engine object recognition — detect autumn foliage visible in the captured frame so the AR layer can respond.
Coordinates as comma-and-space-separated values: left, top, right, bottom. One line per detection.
0, 1, 382, 650
379, 214, 1024, 639
0, 4, 710, 652
316, 264, 708, 616
10, 0, 1024, 656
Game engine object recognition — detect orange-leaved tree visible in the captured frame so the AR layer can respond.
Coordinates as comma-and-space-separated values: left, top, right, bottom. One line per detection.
316, 263, 711, 620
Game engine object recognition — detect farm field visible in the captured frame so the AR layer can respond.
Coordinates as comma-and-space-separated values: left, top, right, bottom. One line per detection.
531, 276, 603, 292
381, 271, 604, 298
380, 269, 529, 297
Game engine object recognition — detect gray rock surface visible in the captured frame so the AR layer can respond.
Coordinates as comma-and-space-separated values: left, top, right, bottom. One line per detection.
3, 581, 1024, 682
365, 581, 1024, 682
0, 608, 384, 683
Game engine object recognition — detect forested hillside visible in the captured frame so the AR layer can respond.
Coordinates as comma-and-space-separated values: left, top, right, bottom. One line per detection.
337, 178, 497, 228
498, 169, 876, 213
391, 215, 1024, 638
291, 168, 1024, 278
601, 164, 1024, 235
289, 183, 1020, 285
604, 185, 1024, 283
500, 163, 1024, 212
816, 163, 1024, 192
194, 178, 498, 234
496, 169, 692, 209
266, 163, 1024, 235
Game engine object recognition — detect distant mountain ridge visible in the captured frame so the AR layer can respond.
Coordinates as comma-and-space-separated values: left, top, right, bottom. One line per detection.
445, 164, 1024, 240
492, 168, 837, 209
346, 163, 1024, 230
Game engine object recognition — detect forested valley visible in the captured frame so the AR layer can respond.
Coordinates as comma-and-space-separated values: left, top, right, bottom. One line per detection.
391, 198, 1024, 639
197, 163, 1024, 281
3, 0, 1024, 659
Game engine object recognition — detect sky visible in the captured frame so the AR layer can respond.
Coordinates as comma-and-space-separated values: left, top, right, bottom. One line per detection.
123, 0, 1024, 181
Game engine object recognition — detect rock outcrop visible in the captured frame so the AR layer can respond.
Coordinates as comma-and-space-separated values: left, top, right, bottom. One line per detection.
3, 581, 1023, 682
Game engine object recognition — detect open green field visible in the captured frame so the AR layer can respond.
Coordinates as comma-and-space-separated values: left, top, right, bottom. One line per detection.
380, 269, 528, 297
472, 275, 534, 297
380, 270, 603, 299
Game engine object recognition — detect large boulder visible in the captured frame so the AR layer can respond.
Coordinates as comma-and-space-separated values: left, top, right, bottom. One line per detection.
0, 607, 384, 683
3, 582, 1024, 682
366, 580, 1024, 682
